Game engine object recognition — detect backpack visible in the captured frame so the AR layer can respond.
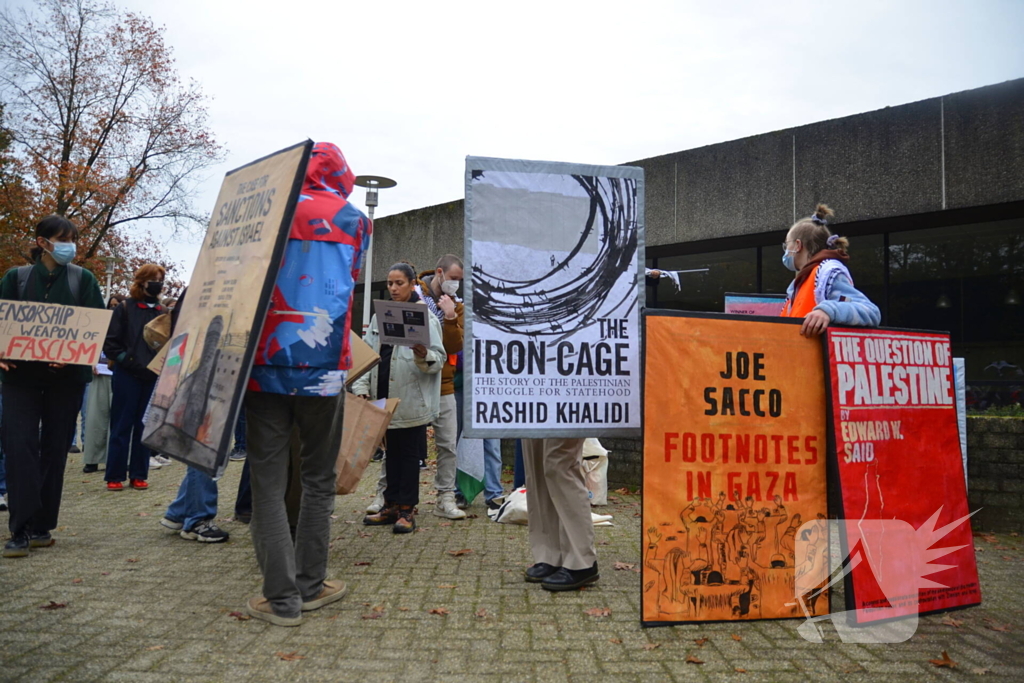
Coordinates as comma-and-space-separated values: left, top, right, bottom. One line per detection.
16, 264, 84, 305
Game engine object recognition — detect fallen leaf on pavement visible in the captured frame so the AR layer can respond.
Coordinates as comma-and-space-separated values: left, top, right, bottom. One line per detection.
928, 651, 957, 668
694, 637, 708, 647
615, 487, 630, 494
734, 668, 747, 674
39, 601, 66, 610
475, 608, 488, 618
585, 607, 611, 618
275, 651, 305, 661
448, 549, 473, 557
608, 638, 622, 644
731, 634, 742, 641
972, 667, 992, 675
685, 655, 704, 665
101, 572, 110, 576
642, 643, 660, 651
72, 578, 83, 584
228, 611, 250, 621
429, 608, 450, 616
137, 512, 149, 517
439, 522, 452, 527
613, 561, 636, 571
353, 561, 371, 566
987, 624, 1011, 632
941, 616, 963, 628
361, 612, 383, 620
146, 645, 165, 651
398, 607, 409, 612
438, 584, 457, 589
126, 558, 140, 563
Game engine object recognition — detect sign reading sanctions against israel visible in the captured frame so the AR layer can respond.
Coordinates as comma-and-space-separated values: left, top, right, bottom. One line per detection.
463, 156, 644, 438
0, 302, 111, 366
143, 141, 312, 478
642, 312, 828, 625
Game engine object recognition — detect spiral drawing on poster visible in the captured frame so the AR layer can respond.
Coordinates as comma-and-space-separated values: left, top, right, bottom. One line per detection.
471, 173, 637, 338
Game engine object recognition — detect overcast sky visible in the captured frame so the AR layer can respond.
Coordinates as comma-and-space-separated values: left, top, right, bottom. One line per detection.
78, 0, 1024, 279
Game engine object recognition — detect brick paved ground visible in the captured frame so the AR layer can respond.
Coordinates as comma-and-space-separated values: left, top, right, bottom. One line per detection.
1, 452, 1023, 683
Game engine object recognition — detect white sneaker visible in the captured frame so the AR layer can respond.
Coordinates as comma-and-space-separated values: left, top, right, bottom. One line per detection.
154, 455, 173, 466
0, 494, 7, 512
365, 492, 384, 515
149, 457, 163, 469
433, 492, 467, 520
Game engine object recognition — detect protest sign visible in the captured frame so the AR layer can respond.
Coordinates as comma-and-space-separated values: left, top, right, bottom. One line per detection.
825, 328, 981, 623
642, 311, 828, 625
143, 141, 312, 478
463, 156, 644, 438
372, 299, 431, 347
0, 301, 111, 366
724, 292, 786, 317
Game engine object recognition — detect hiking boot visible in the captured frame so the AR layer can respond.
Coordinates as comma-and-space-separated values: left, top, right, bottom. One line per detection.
363, 504, 399, 526
28, 531, 54, 548
393, 506, 416, 534
106, 481, 124, 491
245, 597, 301, 627
82, 464, 98, 474
302, 580, 348, 611
3, 534, 29, 558
433, 492, 466, 520
365, 491, 385, 514
180, 521, 229, 543
129, 479, 148, 490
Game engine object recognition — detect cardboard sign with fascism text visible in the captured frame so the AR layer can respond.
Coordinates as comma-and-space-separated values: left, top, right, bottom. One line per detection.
0, 301, 111, 366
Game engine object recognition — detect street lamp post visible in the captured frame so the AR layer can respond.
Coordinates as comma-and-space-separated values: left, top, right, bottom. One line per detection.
353, 175, 397, 334
102, 254, 124, 302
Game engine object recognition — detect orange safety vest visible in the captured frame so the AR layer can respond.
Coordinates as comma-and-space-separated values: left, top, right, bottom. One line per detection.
779, 264, 820, 318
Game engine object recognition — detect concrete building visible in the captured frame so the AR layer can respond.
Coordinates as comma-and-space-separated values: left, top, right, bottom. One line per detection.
358, 77, 1024, 406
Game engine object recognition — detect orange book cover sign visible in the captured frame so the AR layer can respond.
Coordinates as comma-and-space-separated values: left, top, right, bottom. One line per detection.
642, 312, 828, 625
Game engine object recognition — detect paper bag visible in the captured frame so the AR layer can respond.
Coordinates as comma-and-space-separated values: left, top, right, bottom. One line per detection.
335, 393, 399, 494
345, 330, 380, 387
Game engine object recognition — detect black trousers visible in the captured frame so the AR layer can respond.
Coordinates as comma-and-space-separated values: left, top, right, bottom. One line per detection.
2, 381, 85, 535
384, 424, 427, 507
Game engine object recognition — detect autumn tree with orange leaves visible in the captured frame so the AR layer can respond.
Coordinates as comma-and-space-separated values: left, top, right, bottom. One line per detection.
0, 0, 222, 296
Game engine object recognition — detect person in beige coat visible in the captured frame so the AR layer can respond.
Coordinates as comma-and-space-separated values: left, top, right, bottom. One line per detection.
353, 262, 444, 533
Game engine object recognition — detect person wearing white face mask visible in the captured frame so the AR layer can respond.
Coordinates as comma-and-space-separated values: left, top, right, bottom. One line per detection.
0, 215, 105, 558
780, 204, 881, 335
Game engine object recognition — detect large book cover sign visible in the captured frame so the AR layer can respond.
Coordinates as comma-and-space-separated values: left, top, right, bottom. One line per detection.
825, 327, 981, 623
463, 156, 644, 438
143, 141, 312, 478
642, 312, 828, 626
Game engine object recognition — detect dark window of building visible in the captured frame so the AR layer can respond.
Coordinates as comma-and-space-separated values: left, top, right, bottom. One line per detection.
654, 249, 757, 313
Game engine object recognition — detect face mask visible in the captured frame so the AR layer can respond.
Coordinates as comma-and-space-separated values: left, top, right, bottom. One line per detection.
46, 239, 76, 266
145, 281, 164, 297
441, 278, 460, 296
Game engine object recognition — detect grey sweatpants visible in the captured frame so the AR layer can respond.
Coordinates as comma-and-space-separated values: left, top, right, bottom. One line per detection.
245, 390, 341, 618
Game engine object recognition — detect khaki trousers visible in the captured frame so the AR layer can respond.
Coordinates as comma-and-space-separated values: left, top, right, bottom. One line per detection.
522, 438, 596, 571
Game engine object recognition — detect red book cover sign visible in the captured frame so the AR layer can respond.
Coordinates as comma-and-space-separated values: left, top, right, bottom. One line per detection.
825, 328, 981, 623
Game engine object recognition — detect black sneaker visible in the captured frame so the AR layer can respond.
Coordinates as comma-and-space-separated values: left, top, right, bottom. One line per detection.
28, 531, 54, 548
229, 449, 247, 462
418, 459, 428, 470
3, 534, 29, 558
454, 491, 468, 510
180, 521, 229, 543
486, 497, 504, 511
69, 445, 81, 454
371, 448, 385, 462
82, 464, 98, 473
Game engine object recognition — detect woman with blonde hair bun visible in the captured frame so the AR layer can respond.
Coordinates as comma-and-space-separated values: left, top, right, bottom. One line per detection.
780, 204, 881, 336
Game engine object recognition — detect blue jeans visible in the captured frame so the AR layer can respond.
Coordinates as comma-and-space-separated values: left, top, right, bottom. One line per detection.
234, 411, 247, 454
164, 466, 218, 531
483, 438, 503, 502
105, 369, 156, 483
513, 439, 525, 489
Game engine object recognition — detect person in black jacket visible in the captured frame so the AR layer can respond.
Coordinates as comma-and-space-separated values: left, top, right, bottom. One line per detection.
0, 215, 105, 558
103, 264, 166, 491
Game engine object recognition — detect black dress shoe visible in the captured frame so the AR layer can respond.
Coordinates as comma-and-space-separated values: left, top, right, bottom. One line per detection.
541, 562, 599, 591
2, 534, 30, 558
82, 464, 98, 473
28, 531, 54, 548
524, 562, 560, 583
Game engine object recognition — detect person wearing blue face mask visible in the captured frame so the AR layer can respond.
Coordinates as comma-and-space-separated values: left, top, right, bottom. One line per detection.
0, 215, 105, 558
779, 204, 880, 336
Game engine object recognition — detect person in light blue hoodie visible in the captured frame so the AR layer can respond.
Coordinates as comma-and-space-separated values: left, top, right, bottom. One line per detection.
780, 203, 881, 335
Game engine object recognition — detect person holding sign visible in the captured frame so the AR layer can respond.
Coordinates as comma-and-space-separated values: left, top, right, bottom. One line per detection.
780, 204, 880, 335
0, 215, 105, 558
103, 264, 167, 491
356, 262, 445, 534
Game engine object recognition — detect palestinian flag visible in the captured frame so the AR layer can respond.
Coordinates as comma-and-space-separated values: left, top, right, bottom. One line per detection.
455, 437, 485, 504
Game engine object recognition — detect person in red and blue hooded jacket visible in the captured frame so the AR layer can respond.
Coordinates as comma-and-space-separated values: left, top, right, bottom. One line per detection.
242, 142, 371, 627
